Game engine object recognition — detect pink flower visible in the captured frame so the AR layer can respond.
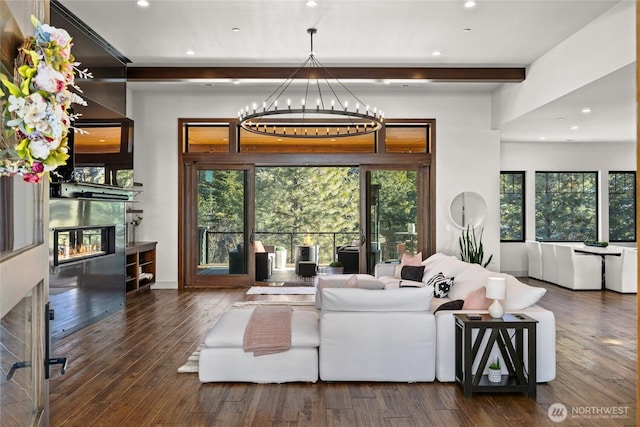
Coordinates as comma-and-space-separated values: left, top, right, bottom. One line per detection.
31, 162, 45, 173
23, 173, 41, 183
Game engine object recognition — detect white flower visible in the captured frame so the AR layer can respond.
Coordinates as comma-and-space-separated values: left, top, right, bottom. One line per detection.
33, 63, 65, 93
40, 24, 72, 56
28, 138, 51, 159
21, 93, 48, 127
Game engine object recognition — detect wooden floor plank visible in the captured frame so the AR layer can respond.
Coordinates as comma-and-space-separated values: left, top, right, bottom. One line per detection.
48, 281, 637, 426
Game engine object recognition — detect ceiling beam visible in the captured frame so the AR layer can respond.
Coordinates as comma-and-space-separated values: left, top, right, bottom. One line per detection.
126, 67, 525, 83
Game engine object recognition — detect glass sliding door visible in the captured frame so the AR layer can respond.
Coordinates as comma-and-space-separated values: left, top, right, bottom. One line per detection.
365, 169, 419, 272
187, 166, 254, 287
255, 166, 360, 278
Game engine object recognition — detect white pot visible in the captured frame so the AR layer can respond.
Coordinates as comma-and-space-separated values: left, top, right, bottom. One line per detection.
488, 368, 502, 383
275, 250, 287, 269
326, 267, 344, 275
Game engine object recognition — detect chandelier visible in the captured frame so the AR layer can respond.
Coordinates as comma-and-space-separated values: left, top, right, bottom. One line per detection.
238, 28, 384, 138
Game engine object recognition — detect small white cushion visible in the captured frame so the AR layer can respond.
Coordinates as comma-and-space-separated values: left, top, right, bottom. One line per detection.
204, 309, 320, 348
321, 286, 433, 312
499, 273, 547, 310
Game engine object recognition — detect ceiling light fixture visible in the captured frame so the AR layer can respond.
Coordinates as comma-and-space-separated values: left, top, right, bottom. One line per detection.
571, 125, 579, 130
137, 0, 150, 7
306, 0, 318, 6
185, 49, 195, 55
581, 107, 592, 114
232, 27, 240, 32
464, 1, 477, 8
237, 28, 384, 139
432, 50, 442, 56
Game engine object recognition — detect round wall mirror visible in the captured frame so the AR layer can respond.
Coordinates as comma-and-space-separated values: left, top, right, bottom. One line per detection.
449, 191, 487, 229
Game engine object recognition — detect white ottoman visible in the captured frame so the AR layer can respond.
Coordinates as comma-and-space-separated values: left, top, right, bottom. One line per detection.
199, 308, 320, 383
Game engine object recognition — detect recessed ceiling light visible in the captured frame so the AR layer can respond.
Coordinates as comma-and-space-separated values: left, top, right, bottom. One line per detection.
566, 139, 574, 142
570, 125, 579, 130
306, 0, 318, 6
462, 28, 471, 33
137, 0, 150, 7
232, 27, 240, 32
432, 50, 442, 57
464, 1, 477, 8
556, 117, 565, 121
186, 49, 195, 55
581, 107, 592, 114
232, 80, 240, 85
539, 136, 546, 141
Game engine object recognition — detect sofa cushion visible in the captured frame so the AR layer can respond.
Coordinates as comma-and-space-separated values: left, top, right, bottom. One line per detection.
321, 287, 433, 312
499, 273, 547, 310
204, 309, 320, 348
433, 299, 464, 313
462, 287, 492, 310
447, 263, 494, 300
400, 265, 425, 282
394, 252, 423, 277
315, 275, 359, 308
426, 272, 455, 298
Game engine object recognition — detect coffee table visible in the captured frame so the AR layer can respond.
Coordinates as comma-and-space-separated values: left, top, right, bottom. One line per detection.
455, 313, 537, 398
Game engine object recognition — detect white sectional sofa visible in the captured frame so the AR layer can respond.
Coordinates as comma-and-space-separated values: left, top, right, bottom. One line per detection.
373, 253, 556, 383
319, 286, 436, 382
200, 253, 555, 384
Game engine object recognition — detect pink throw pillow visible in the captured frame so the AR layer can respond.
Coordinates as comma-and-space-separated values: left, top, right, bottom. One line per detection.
394, 252, 423, 278
462, 286, 492, 310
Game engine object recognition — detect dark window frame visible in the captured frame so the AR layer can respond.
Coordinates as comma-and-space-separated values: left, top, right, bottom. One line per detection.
535, 171, 599, 242
608, 171, 636, 242
500, 171, 526, 242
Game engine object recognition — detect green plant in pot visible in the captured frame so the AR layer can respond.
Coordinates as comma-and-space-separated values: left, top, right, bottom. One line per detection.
459, 224, 493, 268
327, 261, 344, 275
488, 357, 501, 383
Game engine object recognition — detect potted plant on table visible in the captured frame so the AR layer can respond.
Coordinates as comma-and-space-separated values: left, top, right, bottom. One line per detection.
326, 261, 344, 275
488, 357, 502, 383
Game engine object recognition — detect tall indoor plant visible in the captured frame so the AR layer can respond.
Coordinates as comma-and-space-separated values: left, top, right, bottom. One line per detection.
459, 224, 493, 268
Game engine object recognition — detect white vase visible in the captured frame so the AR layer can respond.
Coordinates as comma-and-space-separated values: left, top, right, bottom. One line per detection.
488, 368, 502, 383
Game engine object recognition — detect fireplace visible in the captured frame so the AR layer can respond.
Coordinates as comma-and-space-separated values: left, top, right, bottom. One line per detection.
49, 183, 130, 341
53, 225, 116, 266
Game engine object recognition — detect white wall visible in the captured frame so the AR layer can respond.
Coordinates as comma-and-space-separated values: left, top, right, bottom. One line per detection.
131, 86, 501, 288
500, 140, 636, 276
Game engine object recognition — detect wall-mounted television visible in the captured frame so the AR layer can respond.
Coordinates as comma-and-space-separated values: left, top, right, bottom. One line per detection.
72, 119, 135, 187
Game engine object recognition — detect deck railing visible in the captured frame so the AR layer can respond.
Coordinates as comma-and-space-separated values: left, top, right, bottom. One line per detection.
197, 229, 360, 265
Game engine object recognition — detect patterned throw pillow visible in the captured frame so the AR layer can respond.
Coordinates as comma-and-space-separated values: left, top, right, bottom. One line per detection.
427, 272, 455, 298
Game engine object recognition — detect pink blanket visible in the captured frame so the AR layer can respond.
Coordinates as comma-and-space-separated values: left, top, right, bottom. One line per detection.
243, 306, 293, 356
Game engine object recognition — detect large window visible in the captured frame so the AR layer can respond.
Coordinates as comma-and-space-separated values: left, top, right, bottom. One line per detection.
500, 171, 525, 242
609, 171, 636, 242
535, 172, 597, 241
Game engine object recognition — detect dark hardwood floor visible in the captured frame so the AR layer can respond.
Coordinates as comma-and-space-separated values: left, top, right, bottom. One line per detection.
49, 279, 637, 426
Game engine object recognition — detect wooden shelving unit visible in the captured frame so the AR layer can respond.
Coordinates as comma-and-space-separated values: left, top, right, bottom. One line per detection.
126, 241, 157, 294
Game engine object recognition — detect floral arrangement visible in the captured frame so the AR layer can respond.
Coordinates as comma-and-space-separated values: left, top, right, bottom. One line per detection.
130, 215, 143, 227
0, 15, 91, 183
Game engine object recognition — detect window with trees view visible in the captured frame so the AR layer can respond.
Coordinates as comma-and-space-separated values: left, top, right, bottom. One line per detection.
500, 172, 525, 242
535, 172, 597, 241
609, 171, 636, 242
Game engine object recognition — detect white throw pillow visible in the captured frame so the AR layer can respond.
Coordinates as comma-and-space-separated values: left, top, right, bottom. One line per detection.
499, 273, 547, 310
447, 264, 494, 300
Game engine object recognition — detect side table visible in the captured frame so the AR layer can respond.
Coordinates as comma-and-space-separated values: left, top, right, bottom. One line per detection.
454, 313, 537, 398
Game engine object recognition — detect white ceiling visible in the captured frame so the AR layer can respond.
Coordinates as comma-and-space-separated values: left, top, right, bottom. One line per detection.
57, 0, 636, 144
